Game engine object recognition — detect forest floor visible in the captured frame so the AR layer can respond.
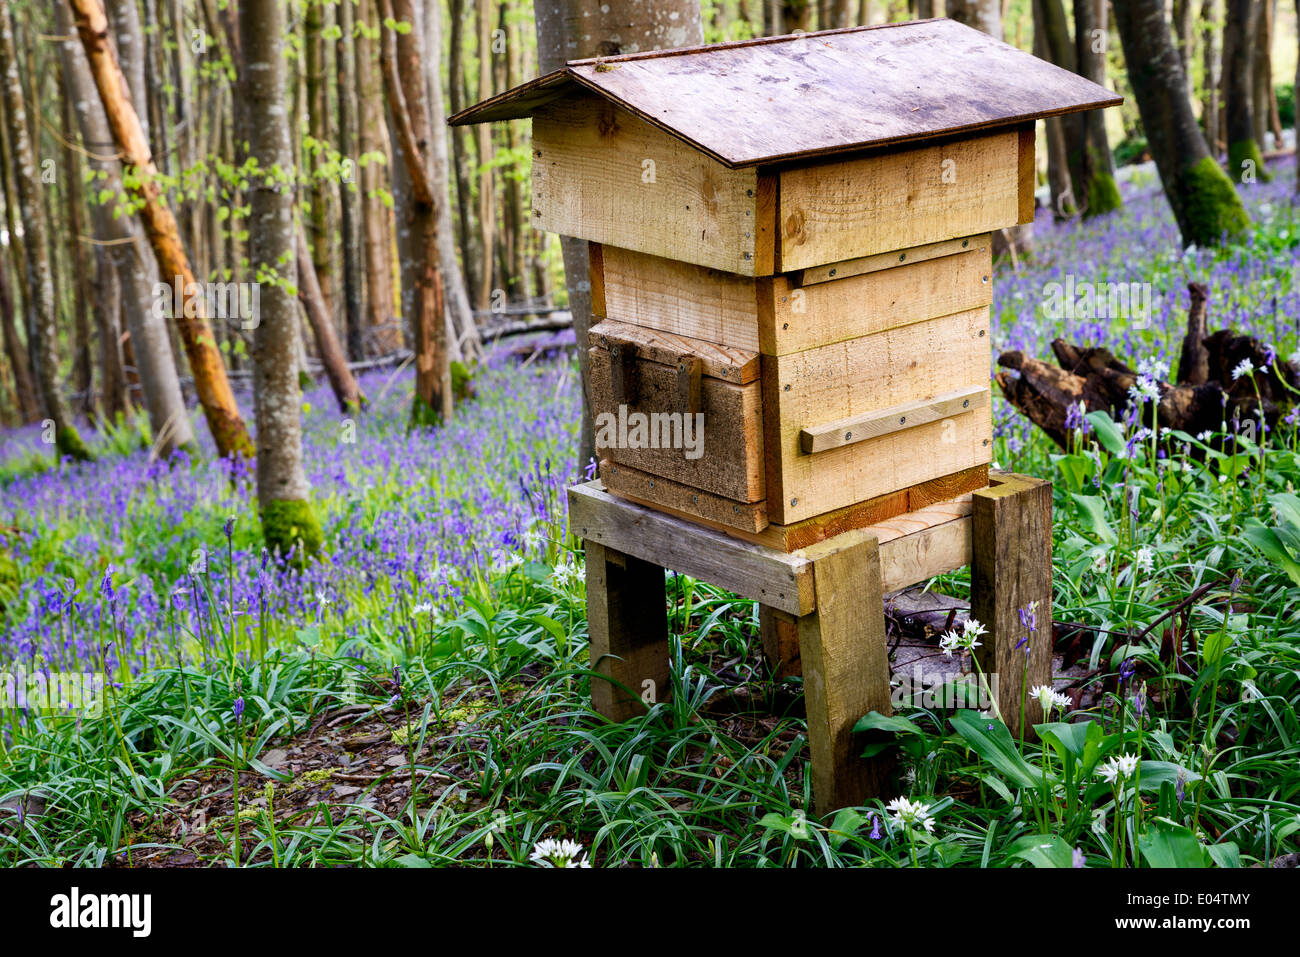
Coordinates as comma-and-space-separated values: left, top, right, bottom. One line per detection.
2, 159, 1300, 867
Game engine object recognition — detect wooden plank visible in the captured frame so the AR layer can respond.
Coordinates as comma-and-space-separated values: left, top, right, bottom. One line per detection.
763, 242, 992, 355
759, 606, 800, 680
763, 307, 994, 524
590, 318, 759, 385
532, 94, 761, 275
799, 234, 987, 286
754, 170, 779, 276
601, 459, 768, 533
909, 464, 988, 510
588, 242, 606, 317
590, 344, 764, 501
799, 385, 989, 454
586, 541, 671, 721
569, 481, 814, 615
1017, 123, 1036, 225
797, 533, 892, 813
778, 131, 1020, 271
971, 472, 1054, 738
598, 245, 761, 351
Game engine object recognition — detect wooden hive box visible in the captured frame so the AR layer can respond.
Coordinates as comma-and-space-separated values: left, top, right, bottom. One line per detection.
452, 18, 1119, 550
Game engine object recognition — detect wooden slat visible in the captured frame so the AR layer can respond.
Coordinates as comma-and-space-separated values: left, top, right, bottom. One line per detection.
601, 459, 768, 533
777, 131, 1020, 271
1017, 123, 1036, 225
798, 234, 987, 286
799, 385, 989, 454
532, 93, 761, 275
598, 246, 761, 351
762, 241, 992, 356
763, 307, 993, 524
589, 318, 759, 385
568, 482, 814, 615
590, 344, 764, 501
585, 542, 671, 721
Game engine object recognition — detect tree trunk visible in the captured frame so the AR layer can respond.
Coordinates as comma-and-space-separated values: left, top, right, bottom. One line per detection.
1201, 0, 1221, 154
295, 222, 366, 413
355, 0, 399, 354
948, 0, 1001, 36
1172, 0, 1196, 73
380, 0, 450, 426
1222, 0, 1267, 181
1034, 0, 1083, 218
0, 3, 90, 460
69, 0, 253, 458
0, 256, 38, 423
1072, 0, 1120, 217
59, 65, 96, 419
533, 0, 705, 476
336, 0, 364, 363
1113, 0, 1249, 247
305, 0, 336, 324
240, 0, 322, 559
474, 0, 496, 313
60, 0, 194, 456
426, 0, 481, 365
449, 0, 480, 306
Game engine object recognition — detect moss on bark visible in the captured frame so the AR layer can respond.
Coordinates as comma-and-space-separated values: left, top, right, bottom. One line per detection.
1083, 170, 1122, 218
260, 498, 323, 562
56, 425, 94, 462
1226, 138, 1270, 184
1181, 155, 1251, 246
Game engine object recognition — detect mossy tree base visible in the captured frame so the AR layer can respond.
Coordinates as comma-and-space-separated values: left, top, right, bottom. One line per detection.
1227, 139, 1271, 184
1083, 171, 1122, 218
260, 498, 323, 563
1180, 155, 1250, 247
56, 425, 94, 462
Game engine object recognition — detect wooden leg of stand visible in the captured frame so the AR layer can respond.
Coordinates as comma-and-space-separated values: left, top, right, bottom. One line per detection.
759, 606, 801, 679
797, 534, 892, 814
585, 541, 670, 721
972, 473, 1053, 736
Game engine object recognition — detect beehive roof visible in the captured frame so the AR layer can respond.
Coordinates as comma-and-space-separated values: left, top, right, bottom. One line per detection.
448, 19, 1121, 169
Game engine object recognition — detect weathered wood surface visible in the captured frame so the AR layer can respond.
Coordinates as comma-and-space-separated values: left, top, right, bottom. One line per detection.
778, 132, 1019, 270
589, 318, 759, 385
590, 342, 764, 502
971, 473, 1053, 737
451, 20, 1121, 169
586, 542, 671, 721
532, 93, 761, 275
569, 481, 813, 614
601, 459, 768, 533
797, 532, 893, 812
800, 385, 989, 454
763, 307, 993, 524
798, 234, 986, 286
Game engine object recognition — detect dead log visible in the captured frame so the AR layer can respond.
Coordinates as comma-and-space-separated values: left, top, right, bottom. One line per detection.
997, 283, 1299, 449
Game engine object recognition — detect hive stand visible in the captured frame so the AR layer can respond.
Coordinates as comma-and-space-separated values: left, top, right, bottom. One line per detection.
571, 471, 1054, 814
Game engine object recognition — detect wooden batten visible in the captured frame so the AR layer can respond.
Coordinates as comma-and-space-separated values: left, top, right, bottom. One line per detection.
601, 459, 768, 533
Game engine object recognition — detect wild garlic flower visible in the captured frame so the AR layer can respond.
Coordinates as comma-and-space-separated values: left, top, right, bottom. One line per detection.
550, 559, 585, 589
1098, 753, 1140, 784
530, 838, 592, 868
885, 796, 935, 834
1030, 684, 1071, 715
1135, 546, 1155, 575
1232, 359, 1255, 381
939, 617, 986, 657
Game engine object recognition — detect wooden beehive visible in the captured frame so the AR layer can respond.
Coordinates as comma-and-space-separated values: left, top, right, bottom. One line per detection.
452, 19, 1119, 550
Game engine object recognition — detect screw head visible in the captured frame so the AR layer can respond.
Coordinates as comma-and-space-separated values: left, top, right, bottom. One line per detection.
962, 399, 970, 408
900, 416, 906, 424
961, 239, 969, 248
790, 497, 798, 507
829, 268, 837, 277
898, 253, 906, 261
845, 431, 852, 440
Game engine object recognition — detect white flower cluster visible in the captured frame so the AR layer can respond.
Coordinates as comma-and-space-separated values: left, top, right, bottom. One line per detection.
550, 558, 585, 589
530, 838, 592, 868
1030, 684, 1071, 715
939, 617, 987, 657
885, 796, 935, 833
1097, 753, 1140, 784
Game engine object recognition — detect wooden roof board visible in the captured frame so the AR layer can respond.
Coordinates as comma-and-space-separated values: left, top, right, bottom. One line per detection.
448, 18, 1121, 169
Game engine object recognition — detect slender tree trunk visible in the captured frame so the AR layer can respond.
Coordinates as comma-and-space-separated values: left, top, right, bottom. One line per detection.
426, 0, 481, 364
295, 222, 366, 413
533, 0, 705, 475
1113, 0, 1250, 247
355, 0, 399, 353
1073, 0, 1120, 216
336, 0, 364, 363
1172, 0, 1196, 73
58, 0, 195, 455
1222, 0, 1267, 181
241, 0, 322, 559
70, 0, 252, 458
0, 256, 38, 423
305, 0, 336, 324
59, 66, 96, 419
1202, 0, 1221, 154
448, 0, 479, 304
380, 0, 450, 425
1, 4, 90, 460
948, 0, 1001, 36
474, 0, 496, 312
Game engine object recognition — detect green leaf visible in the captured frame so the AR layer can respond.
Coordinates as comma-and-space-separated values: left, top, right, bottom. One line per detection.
1135, 761, 1201, 793
1137, 818, 1212, 868
294, 625, 322, 648
827, 808, 867, 849
1007, 834, 1075, 868
1243, 521, 1300, 586
949, 711, 1049, 789
1070, 494, 1118, 544
1086, 410, 1126, 457
853, 711, 924, 736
